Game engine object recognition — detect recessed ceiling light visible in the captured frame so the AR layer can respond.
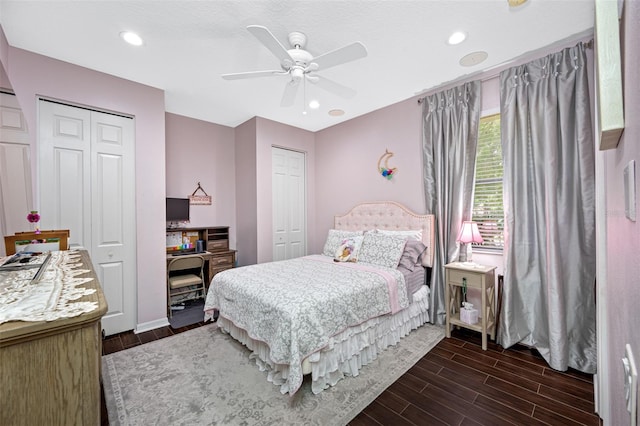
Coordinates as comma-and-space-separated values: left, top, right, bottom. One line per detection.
309, 100, 320, 109
328, 109, 344, 117
459, 51, 488, 67
448, 31, 467, 45
120, 31, 143, 46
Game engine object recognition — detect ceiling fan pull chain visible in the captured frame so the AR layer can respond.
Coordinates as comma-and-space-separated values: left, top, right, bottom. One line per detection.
303, 75, 307, 115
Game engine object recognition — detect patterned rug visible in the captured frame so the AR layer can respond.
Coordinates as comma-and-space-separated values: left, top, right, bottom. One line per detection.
102, 323, 444, 425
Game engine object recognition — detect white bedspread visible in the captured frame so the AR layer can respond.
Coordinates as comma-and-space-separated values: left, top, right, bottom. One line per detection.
204, 254, 409, 395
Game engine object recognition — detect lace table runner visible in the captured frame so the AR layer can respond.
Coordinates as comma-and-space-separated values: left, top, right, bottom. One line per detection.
0, 250, 98, 324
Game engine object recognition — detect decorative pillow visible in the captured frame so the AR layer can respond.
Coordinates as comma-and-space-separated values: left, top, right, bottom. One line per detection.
358, 233, 408, 269
322, 230, 364, 257
376, 229, 423, 241
334, 236, 364, 262
397, 239, 427, 272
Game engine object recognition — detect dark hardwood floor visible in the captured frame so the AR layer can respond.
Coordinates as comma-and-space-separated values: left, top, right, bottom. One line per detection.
101, 323, 601, 425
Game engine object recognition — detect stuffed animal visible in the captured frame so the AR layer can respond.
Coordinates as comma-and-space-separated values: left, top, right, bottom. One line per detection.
334, 238, 360, 262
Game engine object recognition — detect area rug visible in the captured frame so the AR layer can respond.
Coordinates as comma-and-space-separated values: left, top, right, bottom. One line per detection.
102, 323, 444, 425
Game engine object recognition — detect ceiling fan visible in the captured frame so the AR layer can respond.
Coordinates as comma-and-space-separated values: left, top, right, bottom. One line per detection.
222, 25, 368, 107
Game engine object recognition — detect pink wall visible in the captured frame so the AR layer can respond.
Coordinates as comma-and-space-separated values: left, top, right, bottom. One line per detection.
229, 117, 316, 266
603, 2, 640, 423
234, 118, 258, 266
314, 98, 425, 253
312, 77, 499, 256
165, 112, 236, 248
0, 40, 168, 329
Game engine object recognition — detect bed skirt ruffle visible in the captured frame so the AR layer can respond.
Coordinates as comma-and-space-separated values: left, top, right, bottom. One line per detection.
216, 285, 431, 394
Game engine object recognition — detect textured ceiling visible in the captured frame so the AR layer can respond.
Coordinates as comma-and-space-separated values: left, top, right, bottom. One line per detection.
0, 0, 594, 132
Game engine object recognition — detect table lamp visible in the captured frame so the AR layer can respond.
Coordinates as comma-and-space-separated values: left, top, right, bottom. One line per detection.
457, 221, 483, 263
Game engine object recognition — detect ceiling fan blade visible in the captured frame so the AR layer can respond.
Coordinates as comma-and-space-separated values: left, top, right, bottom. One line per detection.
312, 42, 367, 70
312, 75, 357, 98
247, 25, 294, 63
280, 80, 300, 107
222, 70, 285, 80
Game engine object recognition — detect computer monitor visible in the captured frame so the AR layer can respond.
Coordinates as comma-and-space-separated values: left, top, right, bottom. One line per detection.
166, 197, 190, 223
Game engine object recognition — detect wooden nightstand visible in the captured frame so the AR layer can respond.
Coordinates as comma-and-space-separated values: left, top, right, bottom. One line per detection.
444, 262, 497, 350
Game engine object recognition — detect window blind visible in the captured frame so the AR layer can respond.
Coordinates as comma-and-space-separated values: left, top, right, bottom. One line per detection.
472, 113, 504, 250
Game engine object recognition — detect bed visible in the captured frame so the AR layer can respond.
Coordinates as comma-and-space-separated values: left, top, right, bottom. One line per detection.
204, 201, 435, 395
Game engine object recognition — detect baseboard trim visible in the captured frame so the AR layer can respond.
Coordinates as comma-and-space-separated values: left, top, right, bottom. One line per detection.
135, 317, 170, 334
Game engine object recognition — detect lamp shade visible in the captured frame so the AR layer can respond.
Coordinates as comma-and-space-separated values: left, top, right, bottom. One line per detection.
457, 221, 484, 244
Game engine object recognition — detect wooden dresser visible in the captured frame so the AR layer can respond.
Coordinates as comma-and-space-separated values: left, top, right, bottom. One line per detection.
0, 250, 108, 425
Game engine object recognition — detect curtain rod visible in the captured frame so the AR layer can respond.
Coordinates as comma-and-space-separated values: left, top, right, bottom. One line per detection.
417, 35, 593, 105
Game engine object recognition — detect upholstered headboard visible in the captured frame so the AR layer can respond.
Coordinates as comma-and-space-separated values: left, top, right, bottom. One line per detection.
334, 201, 435, 268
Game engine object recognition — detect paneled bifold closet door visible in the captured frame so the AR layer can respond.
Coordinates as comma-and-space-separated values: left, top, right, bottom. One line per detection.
0, 92, 32, 256
38, 100, 136, 336
272, 147, 306, 261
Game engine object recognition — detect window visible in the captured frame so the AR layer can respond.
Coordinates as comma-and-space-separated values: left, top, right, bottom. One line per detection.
472, 113, 504, 250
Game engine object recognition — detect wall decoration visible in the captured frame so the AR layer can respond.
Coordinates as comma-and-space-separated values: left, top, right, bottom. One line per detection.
189, 182, 212, 205
377, 149, 397, 180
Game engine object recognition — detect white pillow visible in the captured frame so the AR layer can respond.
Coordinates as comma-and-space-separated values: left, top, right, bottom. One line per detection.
358, 233, 408, 269
376, 229, 423, 241
322, 229, 364, 257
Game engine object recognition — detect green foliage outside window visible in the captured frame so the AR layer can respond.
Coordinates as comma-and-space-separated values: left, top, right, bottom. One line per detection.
472, 114, 504, 250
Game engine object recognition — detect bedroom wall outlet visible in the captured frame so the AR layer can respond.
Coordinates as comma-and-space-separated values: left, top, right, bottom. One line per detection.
622, 343, 638, 425
624, 160, 636, 222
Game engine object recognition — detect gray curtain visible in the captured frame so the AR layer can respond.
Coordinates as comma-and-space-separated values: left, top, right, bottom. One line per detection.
422, 81, 482, 325
498, 42, 596, 373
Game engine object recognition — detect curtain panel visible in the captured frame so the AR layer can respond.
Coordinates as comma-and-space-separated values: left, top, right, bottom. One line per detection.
422, 80, 482, 325
498, 42, 596, 373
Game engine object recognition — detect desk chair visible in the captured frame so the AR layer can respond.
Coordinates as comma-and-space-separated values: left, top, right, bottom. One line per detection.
167, 255, 206, 318
4, 230, 70, 256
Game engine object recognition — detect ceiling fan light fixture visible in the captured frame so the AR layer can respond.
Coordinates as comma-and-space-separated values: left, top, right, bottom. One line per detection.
120, 31, 143, 46
291, 67, 304, 81
447, 31, 467, 45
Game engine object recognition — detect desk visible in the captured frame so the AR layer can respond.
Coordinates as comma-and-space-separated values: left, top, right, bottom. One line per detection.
444, 262, 496, 350
0, 250, 108, 425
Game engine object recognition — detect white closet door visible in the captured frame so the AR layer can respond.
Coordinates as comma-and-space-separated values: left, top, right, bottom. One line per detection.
272, 147, 306, 261
90, 111, 136, 336
39, 100, 136, 336
38, 101, 91, 246
0, 93, 32, 256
